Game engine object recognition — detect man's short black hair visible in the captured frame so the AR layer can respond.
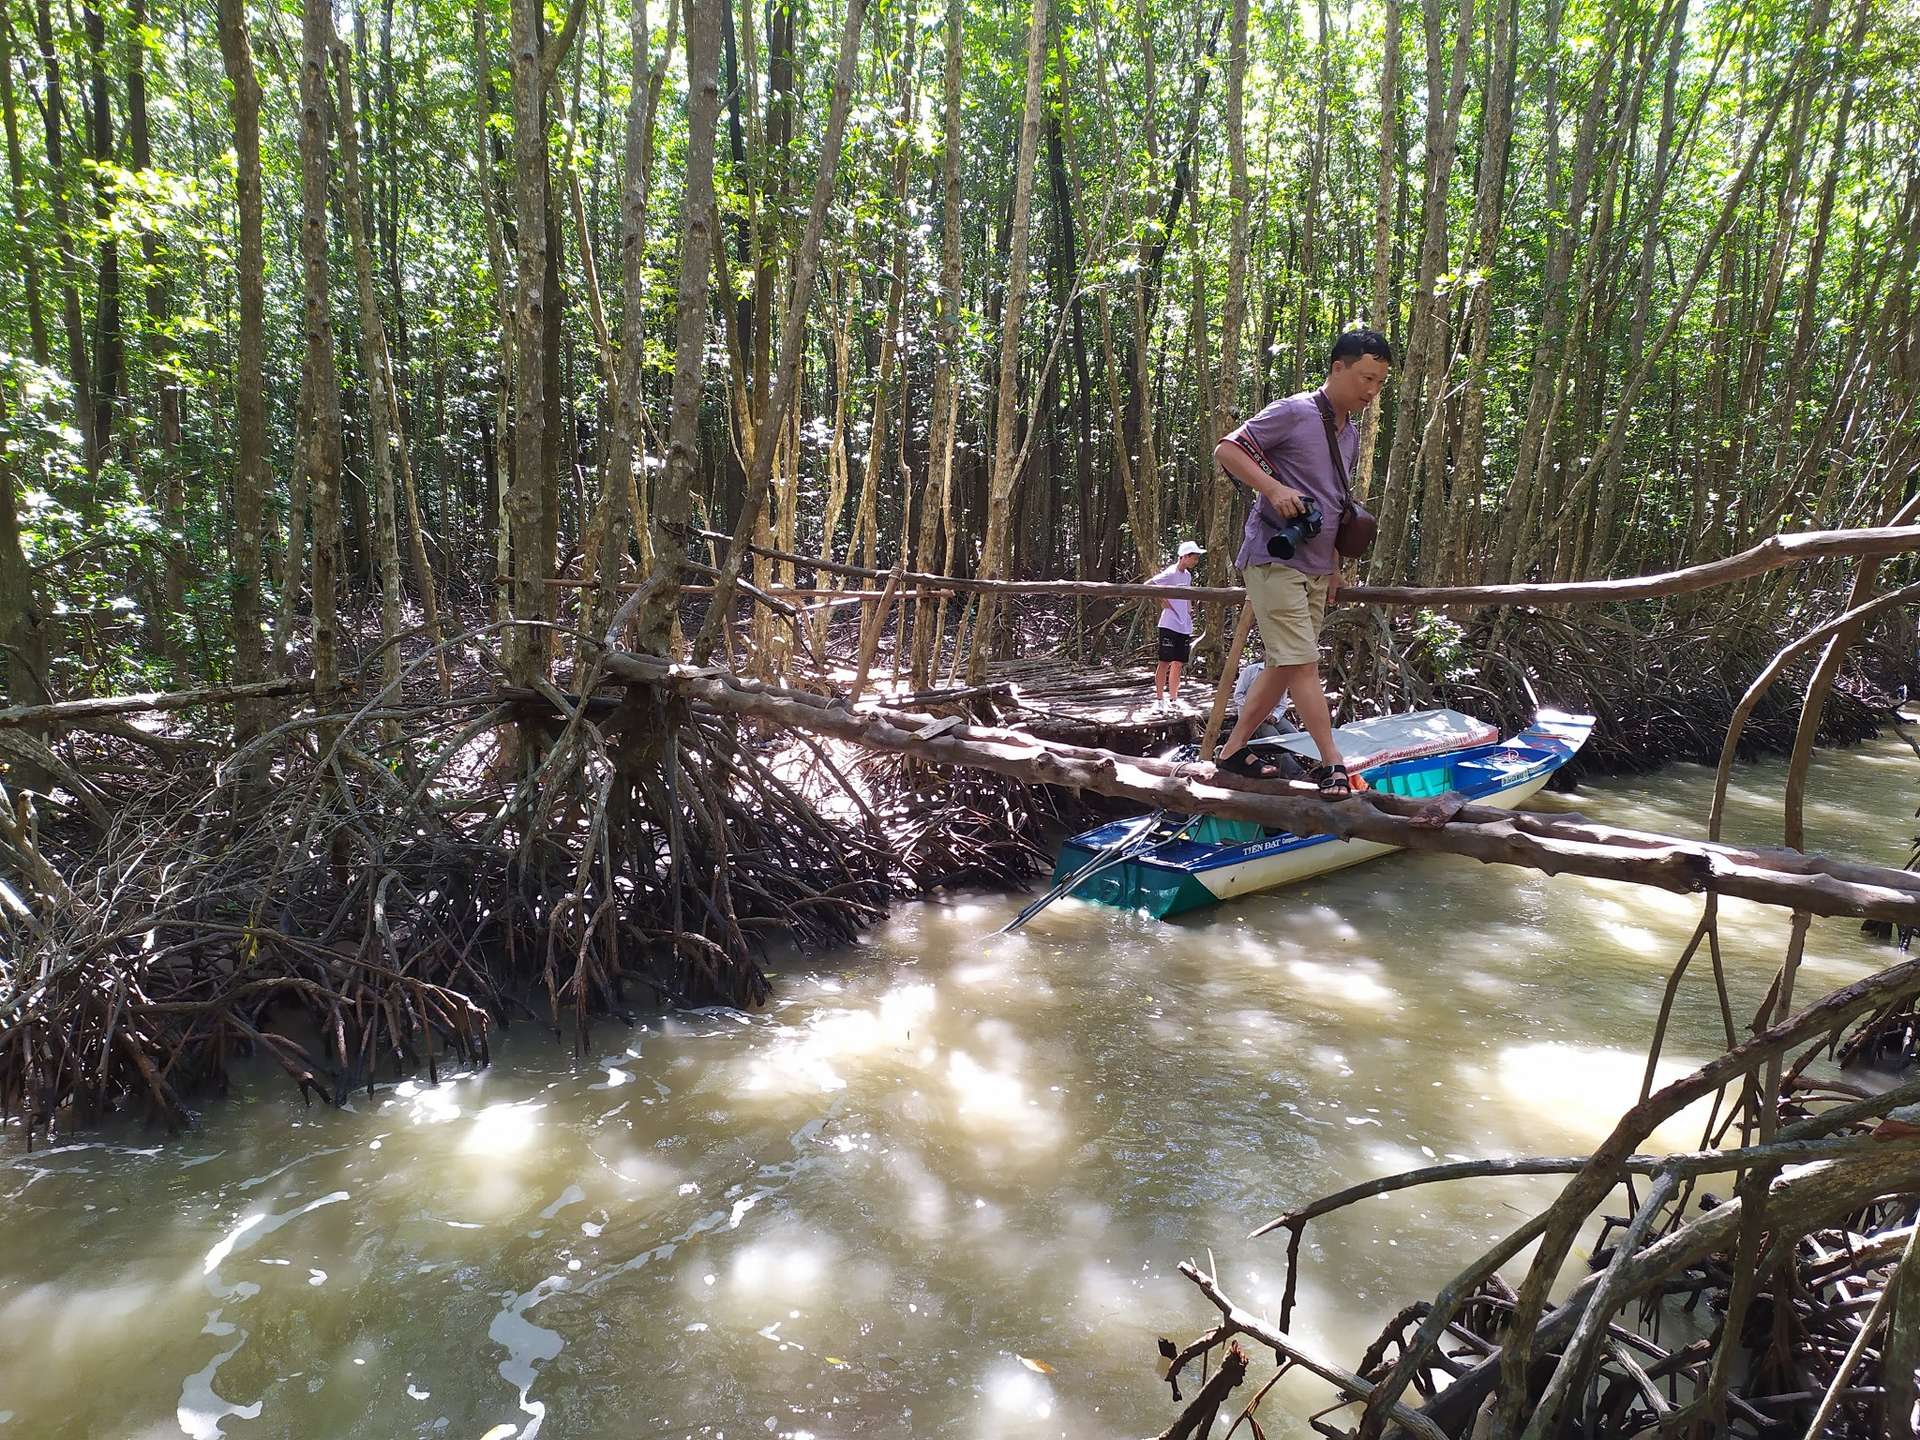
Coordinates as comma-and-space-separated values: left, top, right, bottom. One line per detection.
1330, 328, 1392, 367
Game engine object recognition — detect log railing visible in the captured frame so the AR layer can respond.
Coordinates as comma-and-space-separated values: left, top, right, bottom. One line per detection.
693, 524, 1920, 608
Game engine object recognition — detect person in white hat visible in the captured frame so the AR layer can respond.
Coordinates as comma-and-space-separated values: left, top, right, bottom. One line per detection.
1148, 540, 1206, 711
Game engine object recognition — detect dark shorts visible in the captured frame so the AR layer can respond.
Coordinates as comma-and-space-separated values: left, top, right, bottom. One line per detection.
1156, 627, 1191, 663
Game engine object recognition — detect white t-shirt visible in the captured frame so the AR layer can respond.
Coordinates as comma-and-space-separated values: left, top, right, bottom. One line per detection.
1232, 660, 1294, 731
1232, 661, 1264, 710
1150, 564, 1193, 634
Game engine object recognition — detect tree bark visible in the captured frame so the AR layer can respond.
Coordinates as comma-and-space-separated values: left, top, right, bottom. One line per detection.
216, 0, 267, 756
34, 0, 93, 473
1374, 0, 1474, 582
634, 0, 724, 657
912, 0, 965, 688
330, 11, 428, 706
966, 0, 1052, 682
1, 12, 48, 367
504, 0, 553, 688
1355, 0, 1400, 502
299, 0, 346, 710
691, 0, 867, 664
589, 0, 675, 639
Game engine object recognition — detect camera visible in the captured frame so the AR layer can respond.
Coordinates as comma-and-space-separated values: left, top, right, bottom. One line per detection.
1266, 498, 1323, 560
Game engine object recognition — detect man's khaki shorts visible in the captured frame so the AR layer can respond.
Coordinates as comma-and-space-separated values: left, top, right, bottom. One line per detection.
1244, 562, 1328, 667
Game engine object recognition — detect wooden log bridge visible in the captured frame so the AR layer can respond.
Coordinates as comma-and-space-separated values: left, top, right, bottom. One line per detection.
605, 653, 1920, 926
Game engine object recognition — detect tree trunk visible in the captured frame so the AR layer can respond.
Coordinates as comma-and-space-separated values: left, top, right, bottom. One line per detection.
216, 0, 267, 757
81, 2, 121, 483
691, 0, 867, 664
505, 0, 553, 688
911, 0, 965, 688
1374, 0, 1475, 582
1445, 0, 1515, 582
1291, 0, 1332, 391
1, 13, 48, 366
1487, 0, 1614, 582
0, 384, 54, 760
636, 0, 724, 656
966, 0, 1053, 682
300, 0, 346, 708
34, 0, 93, 474
330, 12, 416, 709
473, 0, 517, 626
272, 360, 312, 676
1590, 0, 1689, 572
1355, 0, 1400, 503
591, 0, 675, 638
1197, 0, 1250, 669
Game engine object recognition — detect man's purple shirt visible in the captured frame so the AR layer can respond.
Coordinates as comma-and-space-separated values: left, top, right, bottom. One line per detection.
1224, 387, 1357, 576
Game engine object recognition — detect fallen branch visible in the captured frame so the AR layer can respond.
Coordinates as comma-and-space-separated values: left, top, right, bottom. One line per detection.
1174, 1261, 1450, 1440
0, 677, 325, 730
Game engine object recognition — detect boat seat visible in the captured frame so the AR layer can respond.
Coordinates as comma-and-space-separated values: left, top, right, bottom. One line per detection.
1375, 767, 1450, 798
1190, 815, 1263, 845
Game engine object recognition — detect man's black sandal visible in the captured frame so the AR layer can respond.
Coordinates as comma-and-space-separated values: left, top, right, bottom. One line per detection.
1308, 761, 1354, 798
1214, 747, 1305, 782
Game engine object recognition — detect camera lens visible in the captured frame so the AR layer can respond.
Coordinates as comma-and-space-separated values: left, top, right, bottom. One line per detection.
1265, 500, 1321, 559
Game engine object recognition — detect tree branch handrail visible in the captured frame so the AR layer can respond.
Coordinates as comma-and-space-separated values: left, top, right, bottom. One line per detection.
695, 523, 1920, 608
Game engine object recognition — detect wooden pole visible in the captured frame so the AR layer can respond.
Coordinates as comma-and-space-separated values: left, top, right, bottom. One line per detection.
1201, 603, 1258, 760
850, 565, 904, 703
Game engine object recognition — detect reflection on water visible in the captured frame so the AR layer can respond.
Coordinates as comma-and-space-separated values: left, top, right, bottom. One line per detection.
2, 738, 1913, 1437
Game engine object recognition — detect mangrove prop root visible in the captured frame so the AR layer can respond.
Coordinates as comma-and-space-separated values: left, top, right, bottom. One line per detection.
0, 643, 1056, 1143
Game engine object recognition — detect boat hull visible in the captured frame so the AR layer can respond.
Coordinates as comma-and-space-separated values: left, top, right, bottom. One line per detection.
1048, 709, 1594, 919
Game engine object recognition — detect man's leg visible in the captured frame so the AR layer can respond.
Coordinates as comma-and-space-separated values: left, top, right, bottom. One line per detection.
1168, 658, 1184, 698
1275, 661, 1342, 768
1217, 665, 1293, 759
1154, 660, 1170, 701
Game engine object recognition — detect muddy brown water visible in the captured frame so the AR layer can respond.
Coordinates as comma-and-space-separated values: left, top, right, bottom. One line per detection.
3, 736, 1914, 1438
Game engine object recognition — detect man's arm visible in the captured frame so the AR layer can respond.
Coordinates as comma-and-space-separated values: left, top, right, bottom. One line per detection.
1214, 438, 1307, 517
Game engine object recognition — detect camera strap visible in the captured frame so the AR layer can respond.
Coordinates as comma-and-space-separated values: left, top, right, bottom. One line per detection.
1311, 390, 1355, 518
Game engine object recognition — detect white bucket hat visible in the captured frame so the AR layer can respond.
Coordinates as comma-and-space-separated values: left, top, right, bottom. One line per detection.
1176, 540, 1206, 558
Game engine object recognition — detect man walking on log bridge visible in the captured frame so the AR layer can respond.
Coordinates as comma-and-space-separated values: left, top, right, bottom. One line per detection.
1211, 329, 1392, 796
1149, 539, 1207, 712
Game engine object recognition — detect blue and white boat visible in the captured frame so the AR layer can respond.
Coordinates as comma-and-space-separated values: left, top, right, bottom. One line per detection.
1043, 708, 1596, 919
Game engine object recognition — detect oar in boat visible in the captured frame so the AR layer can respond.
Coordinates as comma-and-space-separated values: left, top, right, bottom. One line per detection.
998, 810, 1200, 935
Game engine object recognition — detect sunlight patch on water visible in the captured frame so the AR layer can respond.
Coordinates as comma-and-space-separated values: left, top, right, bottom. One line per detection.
886, 1149, 952, 1234
1481, 1042, 1715, 1151
390, 1075, 465, 1125
742, 982, 939, 1096
0, 1278, 161, 1354
945, 1050, 1060, 1154
1287, 958, 1395, 1008
462, 1102, 545, 1157
706, 1225, 847, 1318
981, 1357, 1055, 1423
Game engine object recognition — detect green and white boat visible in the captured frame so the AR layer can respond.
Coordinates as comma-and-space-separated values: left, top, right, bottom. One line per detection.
1043, 708, 1596, 920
